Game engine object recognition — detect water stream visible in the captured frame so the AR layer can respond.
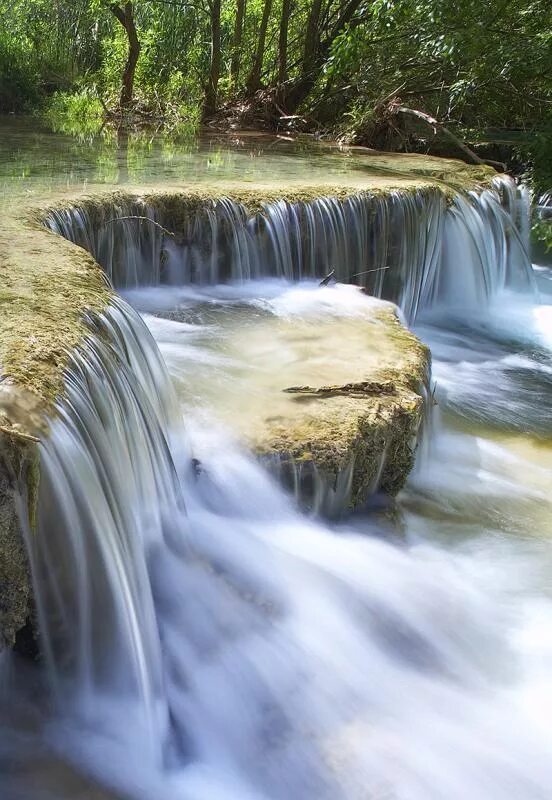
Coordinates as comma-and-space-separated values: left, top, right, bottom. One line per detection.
1, 119, 552, 799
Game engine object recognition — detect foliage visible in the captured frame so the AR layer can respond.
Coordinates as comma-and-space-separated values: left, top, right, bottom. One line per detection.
532, 219, 552, 255
44, 87, 104, 136
320, 0, 551, 134
0, 0, 549, 182
521, 128, 552, 198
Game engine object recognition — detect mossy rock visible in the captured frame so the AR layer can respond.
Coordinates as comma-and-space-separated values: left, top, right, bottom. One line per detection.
248, 303, 430, 514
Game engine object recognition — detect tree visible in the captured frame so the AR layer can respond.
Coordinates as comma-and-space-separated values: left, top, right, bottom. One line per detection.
230, 0, 246, 86
277, 0, 292, 86
204, 0, 221, 116
246, 0, 273, 94
108, 2, 141, 108
282, 0, 364, 112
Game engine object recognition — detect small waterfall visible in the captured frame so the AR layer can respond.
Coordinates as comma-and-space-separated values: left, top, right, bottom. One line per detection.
26, 298, 185, 760
3, 117, 552, 799
45, 177, 535, 320
11, 290, 552, 800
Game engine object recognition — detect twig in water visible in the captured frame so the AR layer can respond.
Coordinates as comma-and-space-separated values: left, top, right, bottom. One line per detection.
319, 269, 336, 286
349, 266, 390, 279
104, 216, 176, 237
319, 265, 390, 287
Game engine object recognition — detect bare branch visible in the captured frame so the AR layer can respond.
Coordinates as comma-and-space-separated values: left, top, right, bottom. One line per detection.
396, 106, 505, 170
104, 216, 176, 237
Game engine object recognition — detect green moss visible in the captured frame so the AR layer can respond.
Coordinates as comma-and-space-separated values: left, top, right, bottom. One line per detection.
253, 304, 430, 510
0, 223, 112, 420
0, 432, 37, 647
36, 170, 495, 236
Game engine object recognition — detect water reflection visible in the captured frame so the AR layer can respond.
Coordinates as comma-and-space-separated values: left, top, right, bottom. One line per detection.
0, 115, 489, 208
0, 116, 362, 197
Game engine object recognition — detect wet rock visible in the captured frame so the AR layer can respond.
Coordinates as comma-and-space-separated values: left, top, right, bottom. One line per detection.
261, 396, 426, 516
0, 437, 36, 650
253, 304, 430, 515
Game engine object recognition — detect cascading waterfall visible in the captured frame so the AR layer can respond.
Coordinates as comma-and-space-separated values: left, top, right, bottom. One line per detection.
14, 289, 552, 800
28, 300, 183, 755
45, 177, 535, 321
7, 174, 552, 799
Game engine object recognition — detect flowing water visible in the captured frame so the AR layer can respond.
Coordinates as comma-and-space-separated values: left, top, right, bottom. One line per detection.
1, 118, 552, 799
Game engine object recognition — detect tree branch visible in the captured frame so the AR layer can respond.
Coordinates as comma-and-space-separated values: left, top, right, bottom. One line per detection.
104, 216, 176, 237
109, 3, 127, 27
396, 106, 505, 171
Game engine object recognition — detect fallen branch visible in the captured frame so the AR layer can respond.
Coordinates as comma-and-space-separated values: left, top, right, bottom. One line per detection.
319, 269, 335, 286
0, 424, 40, 444
349, 266, 390, 279
284, 380, 396, 397
104, 216, 176, 237
318, 265, 390, 286
396, 106, 505, 172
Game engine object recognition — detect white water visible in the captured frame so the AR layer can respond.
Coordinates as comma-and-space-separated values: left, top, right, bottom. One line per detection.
45, 177, 535, 321
2, 179, 552, 799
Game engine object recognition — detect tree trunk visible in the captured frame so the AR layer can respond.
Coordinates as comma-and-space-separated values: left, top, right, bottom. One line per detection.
301, 0, 322, 78
230, 0, 246, 86
278, 0, 292, 86
246, 0, 273, 94
204, 0, 222, 116
109, 2, 140, 109
283, 0, 363, 113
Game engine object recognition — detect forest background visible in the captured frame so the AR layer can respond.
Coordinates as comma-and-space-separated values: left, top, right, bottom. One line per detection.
0, 0, 550, 196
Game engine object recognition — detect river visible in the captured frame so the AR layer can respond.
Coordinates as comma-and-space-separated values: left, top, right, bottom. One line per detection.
1, 117, 552, 799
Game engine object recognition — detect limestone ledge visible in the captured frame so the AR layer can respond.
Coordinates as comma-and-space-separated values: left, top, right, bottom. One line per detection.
0, 196, 113, 649
37, 160, 495, 238
0, 169, 490, 647
250, 307, 430, 514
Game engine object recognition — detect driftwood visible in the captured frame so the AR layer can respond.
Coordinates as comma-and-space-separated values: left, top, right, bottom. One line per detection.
396, 106, 505, 172
284, 380, 396, 398
349, 266, 390, 279
319, 269, 336, 286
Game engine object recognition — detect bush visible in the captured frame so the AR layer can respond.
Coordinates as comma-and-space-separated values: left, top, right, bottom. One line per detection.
0, 43, 40, 111
43, 87, 104, 136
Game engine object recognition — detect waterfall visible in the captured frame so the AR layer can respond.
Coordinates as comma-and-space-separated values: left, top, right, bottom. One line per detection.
45, 177, 535, 321
13, 289, 552, 800
2, 101, 552, 797
25, 299, 183, 760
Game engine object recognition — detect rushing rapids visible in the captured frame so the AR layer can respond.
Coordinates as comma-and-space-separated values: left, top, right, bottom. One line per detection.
2, 163, 552, 799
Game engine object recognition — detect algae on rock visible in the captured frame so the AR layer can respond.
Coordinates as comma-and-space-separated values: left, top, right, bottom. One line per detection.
249, 303, 430, 514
